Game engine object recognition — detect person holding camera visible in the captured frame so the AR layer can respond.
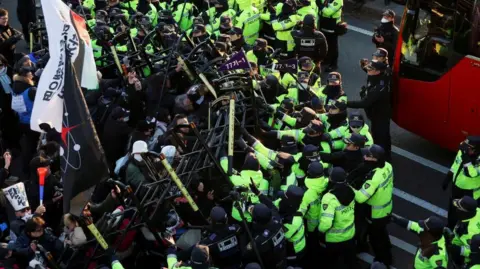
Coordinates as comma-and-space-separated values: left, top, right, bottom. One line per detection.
443, 136, 480, 228
372, 10, 398, 65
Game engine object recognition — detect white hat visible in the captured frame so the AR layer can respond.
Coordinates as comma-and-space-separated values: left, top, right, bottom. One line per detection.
132, 140, 148, 154
3, 183, 29, 211
161, 145, 177, 164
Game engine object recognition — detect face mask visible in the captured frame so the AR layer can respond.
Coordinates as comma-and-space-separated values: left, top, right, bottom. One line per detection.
122, 116, 130, 122
350, 126, 362, 133
21, 212, 33, 222
195, 95, 205, 105
134, 154, 143, 162
381, 18, 389, 23
299, 83, 309, 90
324, 85, 341, 98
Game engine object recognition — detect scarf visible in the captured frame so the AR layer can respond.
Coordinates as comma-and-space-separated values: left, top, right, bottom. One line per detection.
0, 67, 12, 94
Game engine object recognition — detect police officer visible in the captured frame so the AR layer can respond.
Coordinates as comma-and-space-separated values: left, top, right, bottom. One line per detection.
235, 1, 261, 46
354, 145, 394, 267
296, 144, 329, 186
331, 111, 373, 151
360, 48, 390, 73
318, 0, 343, 71
443, 136, 480, 228
347, 60, 392, 161
244, 203, 287, 269
319, 167, 357, 269
448, 196, 480, 266
253, 185, 306, 266
246, 38, 276, 76
280, 56, 320, 90
291, 14, 327, 64
199, 206, 243, 268
372, 9, 399, 65
391, 215, 448, 268
299, 162, 328, 266
296, 0, 317, 21
466, 234, 480, 268
271, 0, 300, 59
318, 72, 347, 108
202, 0, 236, 34
320, 133, 366, 173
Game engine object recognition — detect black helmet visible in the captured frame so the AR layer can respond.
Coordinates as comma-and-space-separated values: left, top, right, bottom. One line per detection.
329, 167, 347, 183
307, 162, 324, 178
210, 206, 227, 223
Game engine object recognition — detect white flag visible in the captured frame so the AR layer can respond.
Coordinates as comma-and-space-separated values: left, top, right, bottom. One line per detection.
30, 0, 98, 133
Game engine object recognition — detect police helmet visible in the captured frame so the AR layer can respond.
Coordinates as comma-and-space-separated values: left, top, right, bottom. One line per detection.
210, 206, 228, 223
307, 161, 324, 178
252, 203, 272, 224
330, 167, 347, 183
348, 111, 365, 130
303, 144, 320, 160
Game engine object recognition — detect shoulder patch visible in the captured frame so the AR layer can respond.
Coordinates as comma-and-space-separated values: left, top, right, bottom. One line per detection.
364, 183, 370, 189
323, 204, 328, 210
263, 229, 270, 237
228, 226, 236, 231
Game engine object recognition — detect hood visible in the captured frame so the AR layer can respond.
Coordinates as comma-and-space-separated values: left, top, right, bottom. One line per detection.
305, 176, 328, 193
13, 75, 33, 94
240, 170, 263, 186
331, 185, 355, 206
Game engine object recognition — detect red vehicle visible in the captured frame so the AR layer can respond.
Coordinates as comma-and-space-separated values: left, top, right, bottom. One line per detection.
392, 0, 480, 151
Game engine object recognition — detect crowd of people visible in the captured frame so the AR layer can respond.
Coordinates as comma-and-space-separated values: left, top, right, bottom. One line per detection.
0, 0, 477, 269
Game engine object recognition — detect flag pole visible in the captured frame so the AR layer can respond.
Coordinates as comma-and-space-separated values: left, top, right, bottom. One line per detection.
63, 35, 110, 251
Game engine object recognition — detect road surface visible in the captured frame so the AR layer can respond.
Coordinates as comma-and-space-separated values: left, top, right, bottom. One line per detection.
3, 0, 458, 268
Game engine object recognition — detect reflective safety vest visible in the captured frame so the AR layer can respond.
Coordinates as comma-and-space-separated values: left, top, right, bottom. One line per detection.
173, 3, 195, 31
450, 150, 480, 199
245, 50, 280, 78
12, 88, 33, 125
284, 213, 306, 254
297, 6, 317, 23
220, 157, 268, 222
319, 191, 355, 243
204, 8, 237, 33
452, 209, 480, 262
300, 176, 328, 232
236, 0, 252, 10
235, 7, 261, 45
272, 14, 301, 52
281, 70, 320, 90
414, 236, 448, 269
355, 162, 393, 219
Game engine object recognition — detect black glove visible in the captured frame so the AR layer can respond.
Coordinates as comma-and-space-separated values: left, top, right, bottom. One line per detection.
442, 172, 453, 191
249, 178, 260, 196
274, 110, 284, 119
447, 244, 461, 258
245, 146, 255, 154
461, 152, 473, 163
235, 138, 248, 151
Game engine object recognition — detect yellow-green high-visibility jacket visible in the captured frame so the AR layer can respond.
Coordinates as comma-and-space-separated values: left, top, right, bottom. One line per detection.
450, 151, 480, 199
300, 176, 328, 232
235, 6, 261, 45
318, 190, 355, 243
354, 162, 393, 219
452, 209, 480, 263
332, 125, 373, 151
246, 49, 281, 78
204, 7, 237, 33
236, 0, 252, 10
281, 70, 321, 90
272, 14, 301, 51
173, 3, 195, 31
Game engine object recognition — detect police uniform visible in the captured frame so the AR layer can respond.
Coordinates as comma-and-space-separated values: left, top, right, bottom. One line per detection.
291, 14, 327, 63
445, 137, 480, 228
391, 215, 448, 269
332, 112, 374, 151
466, 234, 480, 268
318, 0, 343, 71
347, 61, 392, 160
246, 203, 287, 269
372, 9, 399, 65
448, 196, 480, 266
200, 206, 243, 268
318, 167, 357, 269
280, 57, 321, 92
354, 145, 394, 266
235, 4, 261, 46
271, 0, 300, 59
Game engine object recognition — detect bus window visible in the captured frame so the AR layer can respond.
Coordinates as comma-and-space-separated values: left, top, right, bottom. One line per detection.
399, 6, 455, 81
470, 5, 480, 57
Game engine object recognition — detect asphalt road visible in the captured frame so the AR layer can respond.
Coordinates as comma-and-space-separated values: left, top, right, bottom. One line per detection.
340, 7, 457, 269
2, 0, 458, 268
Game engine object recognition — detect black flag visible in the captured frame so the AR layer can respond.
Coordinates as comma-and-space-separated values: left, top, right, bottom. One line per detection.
60, 49, 109, 215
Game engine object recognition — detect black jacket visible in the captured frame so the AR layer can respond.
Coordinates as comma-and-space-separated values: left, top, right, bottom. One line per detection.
292, 28, 328, 62
320, 148, 364, 173
0, 25, 19, 65
372, 22, 399, 62
347, 74, 391, 121
102, 117, 131, 164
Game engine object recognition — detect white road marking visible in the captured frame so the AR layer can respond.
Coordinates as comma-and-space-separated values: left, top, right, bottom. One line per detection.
389, 235, 417, 255
393, 188, 448, 217
392, 146, 450, 174
358, 252, 399, 269
347, 24, 375, 36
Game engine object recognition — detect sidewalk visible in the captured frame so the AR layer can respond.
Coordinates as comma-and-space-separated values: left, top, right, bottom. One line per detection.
344, 0, 405, 21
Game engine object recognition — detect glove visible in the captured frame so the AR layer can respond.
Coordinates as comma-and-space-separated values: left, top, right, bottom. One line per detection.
274, 110, 284, 119
442, 172, 452, 191
249, 178, 260, 196
447, 244, 461, 258
245, 146, 255, 154
235, 138, 248, 151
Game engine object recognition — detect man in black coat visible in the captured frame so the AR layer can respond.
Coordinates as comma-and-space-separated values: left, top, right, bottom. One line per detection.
347, 60, 392, 160
372, 9, 399, 65
0, 9, 22, 66
102, 107, 132, 170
